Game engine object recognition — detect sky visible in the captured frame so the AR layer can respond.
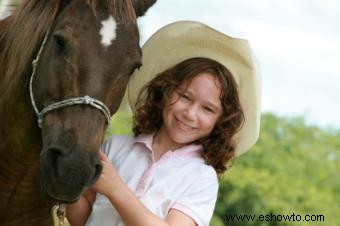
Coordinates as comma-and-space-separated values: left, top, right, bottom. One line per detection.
136, 0, 340, 129
0, 0, 10, 18
1, 0, 339, 129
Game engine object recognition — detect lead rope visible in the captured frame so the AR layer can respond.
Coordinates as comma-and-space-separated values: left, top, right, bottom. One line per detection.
51, 203, 67, 226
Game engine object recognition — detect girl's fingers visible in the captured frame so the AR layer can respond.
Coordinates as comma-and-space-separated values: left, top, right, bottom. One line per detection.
98, 149, 110, 162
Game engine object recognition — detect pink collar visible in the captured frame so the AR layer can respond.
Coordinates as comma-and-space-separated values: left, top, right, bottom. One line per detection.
135, 134, 203, 159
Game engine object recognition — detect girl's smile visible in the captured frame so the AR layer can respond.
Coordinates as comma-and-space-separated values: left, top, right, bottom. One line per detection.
174, 116, 196, 132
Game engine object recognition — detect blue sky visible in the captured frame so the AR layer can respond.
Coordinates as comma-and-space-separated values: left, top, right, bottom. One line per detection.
137, 0, 340, 129
1, 0, 339, 129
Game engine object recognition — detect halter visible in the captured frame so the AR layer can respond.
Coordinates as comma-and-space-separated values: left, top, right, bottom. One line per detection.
29, 30, 112, 128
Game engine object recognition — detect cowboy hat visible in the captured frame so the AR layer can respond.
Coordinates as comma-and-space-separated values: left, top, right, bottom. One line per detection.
128, 20, 261, 156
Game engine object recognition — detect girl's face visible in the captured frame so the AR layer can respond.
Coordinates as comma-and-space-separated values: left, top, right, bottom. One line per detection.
160, 72, 223, 147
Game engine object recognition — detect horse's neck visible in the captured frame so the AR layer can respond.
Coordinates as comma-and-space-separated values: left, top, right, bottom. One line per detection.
0, 63, 41, 177
0, 65, 40, 153
0, 66, 51, 223
0, 150, 52, 225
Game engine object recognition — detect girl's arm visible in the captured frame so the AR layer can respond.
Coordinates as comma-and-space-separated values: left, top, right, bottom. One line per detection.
66, 188, 96, 226
92, 151, 197, 226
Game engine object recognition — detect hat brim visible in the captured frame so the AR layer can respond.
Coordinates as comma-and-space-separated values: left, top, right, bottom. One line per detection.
128, 20, 261, 156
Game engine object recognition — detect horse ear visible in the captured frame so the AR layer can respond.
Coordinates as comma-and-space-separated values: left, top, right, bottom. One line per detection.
132, 0, 157, 17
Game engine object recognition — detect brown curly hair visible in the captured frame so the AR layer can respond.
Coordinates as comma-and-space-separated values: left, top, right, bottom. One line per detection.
133, 57, 244, 176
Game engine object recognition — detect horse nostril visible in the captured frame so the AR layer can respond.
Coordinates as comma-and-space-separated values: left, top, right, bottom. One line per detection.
46, 147, 64, 176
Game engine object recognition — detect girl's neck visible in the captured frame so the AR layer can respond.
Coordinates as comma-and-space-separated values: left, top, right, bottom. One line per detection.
152, 127, 184, 161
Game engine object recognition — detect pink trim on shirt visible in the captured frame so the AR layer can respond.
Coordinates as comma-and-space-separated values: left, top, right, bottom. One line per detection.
171, 203, 205, 226
134, 134, 203, 159
135, 134, 153, 150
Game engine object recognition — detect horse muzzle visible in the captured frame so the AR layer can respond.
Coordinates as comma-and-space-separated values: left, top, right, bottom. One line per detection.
39, 145, 102, 202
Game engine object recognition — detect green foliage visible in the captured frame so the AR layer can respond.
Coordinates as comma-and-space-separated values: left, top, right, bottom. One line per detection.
213, 113, 339, 226
104, 111, 339, 226
105, 109, 133, 139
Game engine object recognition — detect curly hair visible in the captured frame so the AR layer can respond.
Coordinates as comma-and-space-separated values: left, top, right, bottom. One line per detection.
133, 57, 244, 176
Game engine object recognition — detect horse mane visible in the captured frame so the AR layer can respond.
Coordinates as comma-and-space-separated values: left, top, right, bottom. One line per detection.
0, 0, 60, 94
0, 0, 136, 94
87, 0, 136, 23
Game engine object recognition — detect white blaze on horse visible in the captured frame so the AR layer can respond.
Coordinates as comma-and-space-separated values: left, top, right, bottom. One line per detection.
100, 16, 118, 48
0, 0, 156, 225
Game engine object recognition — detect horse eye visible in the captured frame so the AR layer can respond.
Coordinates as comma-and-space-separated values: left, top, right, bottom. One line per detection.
53, 34, 67, 53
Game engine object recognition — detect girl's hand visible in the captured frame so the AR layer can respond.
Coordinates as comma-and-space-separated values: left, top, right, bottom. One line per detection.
91, 150, 122, 197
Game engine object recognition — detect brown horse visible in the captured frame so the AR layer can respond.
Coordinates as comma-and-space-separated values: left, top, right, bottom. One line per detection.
0, 0, 156, 225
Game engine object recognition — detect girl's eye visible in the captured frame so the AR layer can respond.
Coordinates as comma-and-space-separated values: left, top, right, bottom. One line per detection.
181, 94, 190, 100
204, 106, 215, 113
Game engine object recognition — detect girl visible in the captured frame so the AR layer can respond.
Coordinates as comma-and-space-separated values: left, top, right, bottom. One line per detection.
66, 21, 261, 226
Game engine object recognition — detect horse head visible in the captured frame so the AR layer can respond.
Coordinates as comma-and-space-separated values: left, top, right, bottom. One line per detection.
29, 0, 156, 202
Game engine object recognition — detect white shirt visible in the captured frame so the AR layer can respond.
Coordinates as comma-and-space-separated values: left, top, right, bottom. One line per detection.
86, 134, 218, 226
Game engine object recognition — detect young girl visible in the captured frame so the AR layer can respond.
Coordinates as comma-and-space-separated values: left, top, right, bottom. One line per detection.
66, 21, 261, 226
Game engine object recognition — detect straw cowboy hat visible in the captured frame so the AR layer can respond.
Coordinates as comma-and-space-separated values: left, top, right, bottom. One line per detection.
128, 20, 261, 156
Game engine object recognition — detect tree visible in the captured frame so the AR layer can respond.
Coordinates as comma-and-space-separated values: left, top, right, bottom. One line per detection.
213, 113, 339, 226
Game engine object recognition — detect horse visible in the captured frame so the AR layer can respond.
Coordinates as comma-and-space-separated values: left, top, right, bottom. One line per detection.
0, 0, 156, 225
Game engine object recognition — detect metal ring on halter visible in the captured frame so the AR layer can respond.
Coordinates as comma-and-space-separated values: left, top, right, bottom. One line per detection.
29, 29, 112, 128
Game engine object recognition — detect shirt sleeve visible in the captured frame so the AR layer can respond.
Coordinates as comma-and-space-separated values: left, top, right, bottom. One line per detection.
171, 166, 219, 226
